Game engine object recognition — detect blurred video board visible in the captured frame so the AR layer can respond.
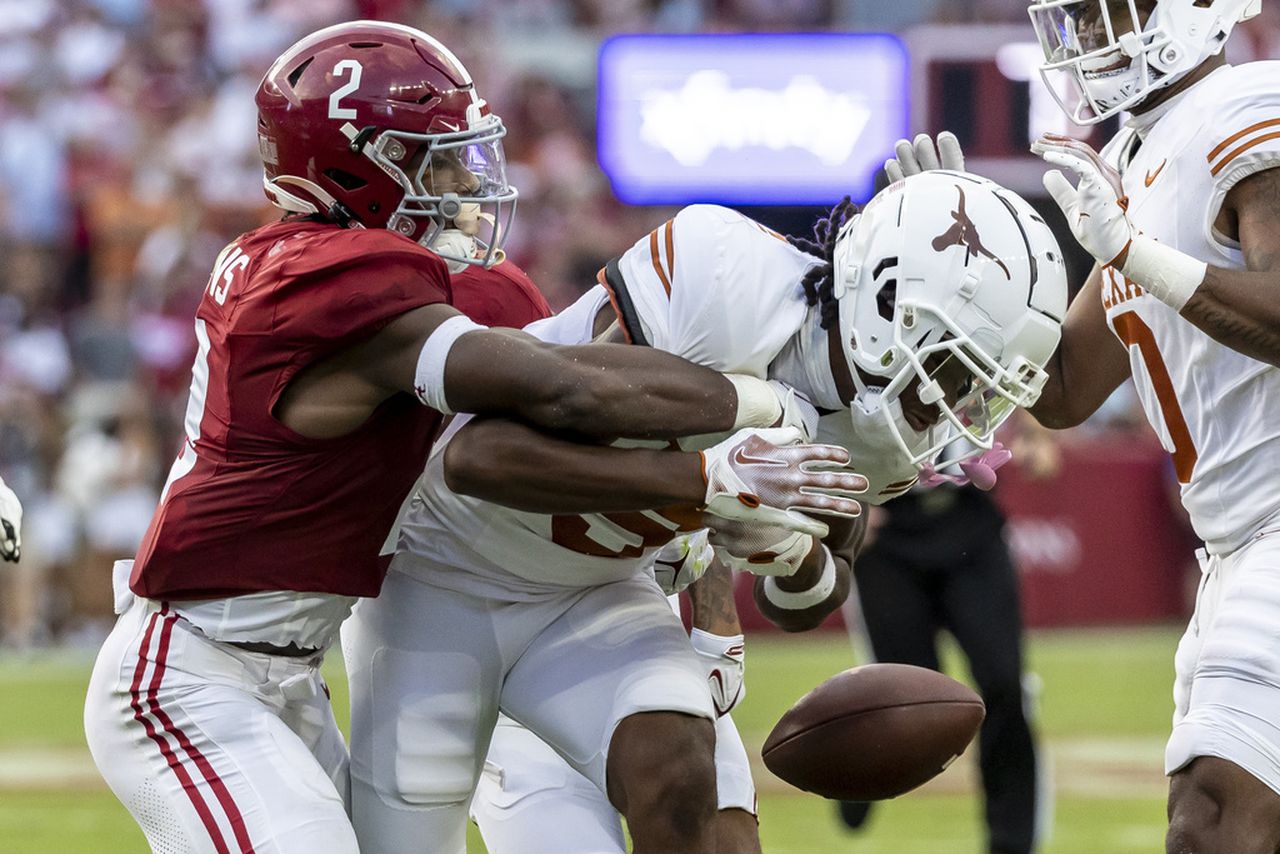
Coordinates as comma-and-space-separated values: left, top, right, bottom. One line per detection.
597, 33, 909, 205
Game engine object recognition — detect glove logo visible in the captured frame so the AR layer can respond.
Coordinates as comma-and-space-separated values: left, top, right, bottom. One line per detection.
931, 186, 1011, 280
731, 445, 786, 468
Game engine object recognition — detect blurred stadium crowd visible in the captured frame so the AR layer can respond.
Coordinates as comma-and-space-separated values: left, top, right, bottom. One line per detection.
1, 0, 1278, 648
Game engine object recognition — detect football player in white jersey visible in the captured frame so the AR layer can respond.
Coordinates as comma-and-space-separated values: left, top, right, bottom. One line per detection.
981, 0, 1280, 849
0, 475, 20, 563
342, 172, 1068, 854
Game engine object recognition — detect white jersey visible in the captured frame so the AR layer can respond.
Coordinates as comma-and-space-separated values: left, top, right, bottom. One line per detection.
1099, 62, 1280, 553
399, 205, 817, 599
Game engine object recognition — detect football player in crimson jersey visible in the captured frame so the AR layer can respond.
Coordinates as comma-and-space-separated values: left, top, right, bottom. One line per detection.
909, 1, 1280, 849
82, 21, 868, 854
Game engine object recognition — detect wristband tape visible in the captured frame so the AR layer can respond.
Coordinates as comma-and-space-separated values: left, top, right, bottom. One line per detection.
1121, 236, 1207, 312
413, 314, 485, 414
727, 374, 782, 430
762, 545, 836, 610
690, 628, 745, 661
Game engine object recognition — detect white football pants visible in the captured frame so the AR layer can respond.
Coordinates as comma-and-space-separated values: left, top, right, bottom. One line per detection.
85, 593, 354, 854
342, 563, 713, 854
471, 712, 756, 854
1169, 528, 1280, 793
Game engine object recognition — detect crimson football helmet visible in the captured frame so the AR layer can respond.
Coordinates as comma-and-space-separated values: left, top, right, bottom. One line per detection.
256, 20, 515, 267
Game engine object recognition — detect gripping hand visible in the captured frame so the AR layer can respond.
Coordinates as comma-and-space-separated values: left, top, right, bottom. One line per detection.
699, 427, 867, 539
651, 530, 714, 596
708, 519, 815, 578
1032, 133, 1134, 269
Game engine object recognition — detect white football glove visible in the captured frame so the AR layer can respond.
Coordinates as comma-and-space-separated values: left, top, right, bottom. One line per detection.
770, 381, 819, 441
652, 530, 714, 596
884, 131, 965, 183
708, 518, 816, 578
699, 427, 867, 539
690, 628, 745, 717
1032, 133, 1134, 269
0, 477, 21, 563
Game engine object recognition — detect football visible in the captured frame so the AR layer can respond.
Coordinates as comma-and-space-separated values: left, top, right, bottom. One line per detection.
761, 663, 985, 801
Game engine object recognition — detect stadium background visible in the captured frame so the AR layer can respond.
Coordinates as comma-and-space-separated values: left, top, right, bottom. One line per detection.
3, 1, 1279, 851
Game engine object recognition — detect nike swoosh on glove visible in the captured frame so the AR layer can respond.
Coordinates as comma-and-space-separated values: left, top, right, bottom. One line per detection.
699, 427, 867, 539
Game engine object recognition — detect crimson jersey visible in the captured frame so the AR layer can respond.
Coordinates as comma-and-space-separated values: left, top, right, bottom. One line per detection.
131, 219, 452, 600
450, 258, 551, 328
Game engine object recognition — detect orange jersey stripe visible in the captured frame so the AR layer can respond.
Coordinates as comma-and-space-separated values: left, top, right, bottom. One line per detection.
649, 227, 672, 296
596, 268, 635, 344
663, 219, 676, 288
1207, 117, 1280, 164
753, 221, 787, 242
1210, 130, 1280, 177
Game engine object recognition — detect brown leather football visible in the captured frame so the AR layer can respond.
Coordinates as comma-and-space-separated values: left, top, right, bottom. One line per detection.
762, 664, 985, 801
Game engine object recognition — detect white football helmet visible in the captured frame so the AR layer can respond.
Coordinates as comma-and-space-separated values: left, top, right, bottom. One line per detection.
832, 171, 1068, 472
1029, 0, 1263, 124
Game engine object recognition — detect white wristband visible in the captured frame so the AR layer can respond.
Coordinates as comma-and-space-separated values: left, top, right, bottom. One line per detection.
1121, 236, 1207, 312
727, 374, 782, 430
690, 628, 745, 661
762, 545, 837, 610
413, 314, 485, 414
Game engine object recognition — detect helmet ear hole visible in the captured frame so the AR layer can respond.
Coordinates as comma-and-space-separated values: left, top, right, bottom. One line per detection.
872, 256, 899, 323
286, 57, 313, 88
875, 279, 897, 322
322, 168, 368, 191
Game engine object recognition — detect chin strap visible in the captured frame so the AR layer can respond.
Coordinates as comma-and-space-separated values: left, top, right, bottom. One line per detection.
265, 176, 361, 228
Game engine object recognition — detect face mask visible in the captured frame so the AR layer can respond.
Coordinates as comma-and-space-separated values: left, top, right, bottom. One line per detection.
1078, 48, 1147, 111
834, 387, 939, 505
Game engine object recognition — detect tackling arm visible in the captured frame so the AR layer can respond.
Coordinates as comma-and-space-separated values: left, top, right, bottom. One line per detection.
442, 417, 705, 514
357, 303, 774, 439
1028, 264, 1132, 429
443, 416, 867, 528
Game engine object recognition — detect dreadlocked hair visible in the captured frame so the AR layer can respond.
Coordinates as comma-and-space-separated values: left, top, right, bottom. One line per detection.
786, 196, 859, 330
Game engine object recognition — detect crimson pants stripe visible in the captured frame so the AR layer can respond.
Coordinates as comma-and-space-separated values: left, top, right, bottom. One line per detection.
129, 610, 231, 854
146, 609, 258, 854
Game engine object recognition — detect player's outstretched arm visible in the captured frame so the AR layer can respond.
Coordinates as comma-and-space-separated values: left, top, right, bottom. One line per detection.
442, 328, 771, 439
442, 416, 703, 513
1035, 136, 1280, 367
358, 303, 782, 440
444, 418, 866, 532
749, 513, 864, 633
1028, 263, 1132, 429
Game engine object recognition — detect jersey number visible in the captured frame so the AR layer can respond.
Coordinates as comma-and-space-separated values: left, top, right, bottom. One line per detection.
207, 243, 247, 306
1113, 311, 1198, 483
328, 60, 363, 120
550, 508, 702, 559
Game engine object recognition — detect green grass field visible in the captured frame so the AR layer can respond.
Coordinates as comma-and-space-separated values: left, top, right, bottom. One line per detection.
0, 626, 1182, 853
